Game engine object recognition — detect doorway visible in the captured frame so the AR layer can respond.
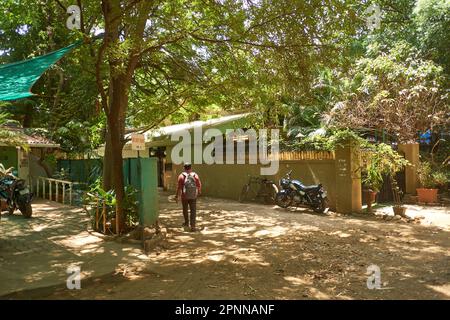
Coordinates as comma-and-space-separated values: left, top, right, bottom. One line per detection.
150, 147, 166, 188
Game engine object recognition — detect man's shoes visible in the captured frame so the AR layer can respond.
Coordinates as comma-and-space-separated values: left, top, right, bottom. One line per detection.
190, 226, 197, 232
182, 222, 189, 227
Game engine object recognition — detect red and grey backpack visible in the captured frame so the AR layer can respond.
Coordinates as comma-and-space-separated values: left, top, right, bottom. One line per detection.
182, 172, 197, 199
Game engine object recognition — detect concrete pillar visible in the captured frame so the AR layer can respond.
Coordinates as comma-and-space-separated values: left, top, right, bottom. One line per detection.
125, 158, 159, 226
335, 142, 362, 214
398, 143, 419, 194
139, 157, 159, 226
17, 148, 29, 181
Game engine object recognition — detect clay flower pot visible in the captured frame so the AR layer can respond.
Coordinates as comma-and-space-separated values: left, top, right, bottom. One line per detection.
393, 205, 407, 217
416, 188, 438, 203
364, 189, 378, 213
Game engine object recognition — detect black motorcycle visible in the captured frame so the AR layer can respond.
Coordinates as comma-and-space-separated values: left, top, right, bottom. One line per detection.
275, 170, 329, 213
0, 171, 33, 218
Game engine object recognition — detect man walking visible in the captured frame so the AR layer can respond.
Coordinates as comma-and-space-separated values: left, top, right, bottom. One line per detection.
175, 162, 202, 232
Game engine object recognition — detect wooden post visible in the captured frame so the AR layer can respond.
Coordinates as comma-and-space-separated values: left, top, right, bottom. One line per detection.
56, 182, 59, 203
69, 183, 73, 205
49, 180, 52, 201
95, 198, 99, 231
116, 206, 120, 235
62, 183, 66, 205
102, 202, 106, 234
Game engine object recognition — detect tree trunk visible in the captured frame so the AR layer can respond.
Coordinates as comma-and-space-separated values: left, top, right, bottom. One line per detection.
99, 0, 153, 233
105, 75, 128, 233
102, 128, 113, 190
109, 121, 125, 233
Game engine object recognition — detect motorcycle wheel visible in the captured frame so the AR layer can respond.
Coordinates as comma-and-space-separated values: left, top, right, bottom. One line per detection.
239, 185, 250, 203
264, 184, 278, 205
7, 201, 15, 215
19, 202, 32, 218
275, 192, 292, 208
313, 197, 329, 214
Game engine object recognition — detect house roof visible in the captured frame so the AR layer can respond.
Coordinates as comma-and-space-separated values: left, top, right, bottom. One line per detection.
126, 113, 251, 148
96, 113, 251, 156
0, 125, 59, 148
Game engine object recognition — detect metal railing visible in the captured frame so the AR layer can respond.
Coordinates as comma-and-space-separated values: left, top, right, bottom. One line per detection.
33, 176, 75, 205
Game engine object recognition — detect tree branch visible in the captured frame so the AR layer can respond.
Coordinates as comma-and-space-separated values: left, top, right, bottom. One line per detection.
189, 33, 327, 49
54, 0, 66, 11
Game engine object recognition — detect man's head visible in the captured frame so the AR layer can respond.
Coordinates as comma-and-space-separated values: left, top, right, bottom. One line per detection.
183, 162, 192, 172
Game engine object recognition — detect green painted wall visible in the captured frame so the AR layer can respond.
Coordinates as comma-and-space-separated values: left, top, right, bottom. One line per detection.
169, 160, 337, 211
125, 158, 159, 226
158, 128, 365, 214
58, 159, 102, 183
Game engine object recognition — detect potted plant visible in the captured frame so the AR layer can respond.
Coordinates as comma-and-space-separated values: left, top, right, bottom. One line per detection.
391, 178, 406, 216
362, 165, 383, 213
362, 143, 409, 213
416, 161, 444, 203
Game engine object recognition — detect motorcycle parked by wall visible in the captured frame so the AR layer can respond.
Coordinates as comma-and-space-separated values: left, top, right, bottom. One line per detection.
275, 170, 329, 213
0, 167, 33, 218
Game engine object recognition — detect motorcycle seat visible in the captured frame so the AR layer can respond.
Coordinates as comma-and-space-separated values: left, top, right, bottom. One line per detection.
299, 184, 320, 191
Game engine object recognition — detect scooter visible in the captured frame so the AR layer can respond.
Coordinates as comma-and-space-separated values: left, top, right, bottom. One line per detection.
0, 168, 33, 218
275, 170, 329, 213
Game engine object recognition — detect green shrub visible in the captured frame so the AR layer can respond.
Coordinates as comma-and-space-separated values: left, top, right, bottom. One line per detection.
361, 143, 409, 192
432, 171, 449, 188
417, 161, 446, 189
84, 178, 140, 231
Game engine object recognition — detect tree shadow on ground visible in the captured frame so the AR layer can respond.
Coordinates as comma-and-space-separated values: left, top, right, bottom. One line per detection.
1, 195, 449, 300
0, 200, 146, 297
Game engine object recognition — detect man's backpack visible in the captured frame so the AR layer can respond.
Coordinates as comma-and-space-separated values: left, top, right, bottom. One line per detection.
182, 172, 198, 200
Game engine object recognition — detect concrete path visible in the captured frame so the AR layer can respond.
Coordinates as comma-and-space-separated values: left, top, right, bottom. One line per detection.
0, 200, 146, 296
374, 204, 450, 230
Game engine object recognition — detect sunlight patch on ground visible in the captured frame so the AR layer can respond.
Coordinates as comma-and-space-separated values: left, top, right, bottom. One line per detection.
172, 235, 195, 242
31, 224, 49, 232
202, 239, 225, 246
375, 204, 450, 230
57, 232, 103, 249
427, 284, 450, 298
80, 244, 104, 254
419, 246, 449, 254
207, 254, 223, 262
283, 276, 312, 286
309, 287, 331, 299
253, 226, 288, 238
328, 231, 352, 238
289, 224, 321, 232
81, 270, 95, 279
23, 270, 57, 283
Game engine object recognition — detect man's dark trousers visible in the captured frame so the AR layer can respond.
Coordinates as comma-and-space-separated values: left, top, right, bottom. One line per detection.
182, 199, 196, 227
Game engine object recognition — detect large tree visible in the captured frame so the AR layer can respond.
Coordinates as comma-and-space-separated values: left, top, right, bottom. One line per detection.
2, 0, 367, 232
328, 41, 449, 142
413, 0, 450, 75
93, 0, 364, 232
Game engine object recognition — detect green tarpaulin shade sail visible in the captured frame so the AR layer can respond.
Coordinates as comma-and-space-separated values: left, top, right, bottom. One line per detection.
0, 42, 81, 101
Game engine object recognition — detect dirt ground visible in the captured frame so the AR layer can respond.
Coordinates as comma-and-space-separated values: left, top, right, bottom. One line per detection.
1, 193, 449, 300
